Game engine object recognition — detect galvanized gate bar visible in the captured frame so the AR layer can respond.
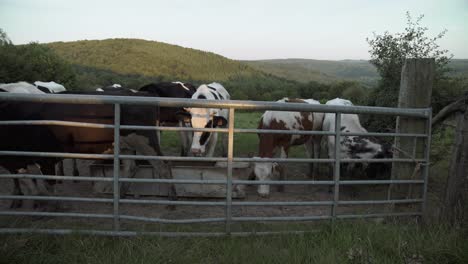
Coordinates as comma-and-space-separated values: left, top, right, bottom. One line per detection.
120, 199, 225, 206
0, 120, 429, 138
0, 174, 113, 182
0, 151, 425, 163
0, 211, 114, 219
113, 103, 121, 231
0, 195, 113, 203
0, 93, 430, 117
119, 215, 225, 224
421, 109, 433, 216
225, 108, 235, 234
0, 150, 113, 159
0, 120, 114, 128
332, 113, 341, 219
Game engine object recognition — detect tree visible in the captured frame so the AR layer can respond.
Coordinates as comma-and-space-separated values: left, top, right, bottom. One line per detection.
365, 12, 454, 131
0, 28, 77, 89
367, 12, 452, 89
0, 28, 12, 46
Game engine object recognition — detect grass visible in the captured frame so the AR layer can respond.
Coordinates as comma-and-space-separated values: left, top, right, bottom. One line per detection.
159, 111, 310, 158
0, 221, 467, 264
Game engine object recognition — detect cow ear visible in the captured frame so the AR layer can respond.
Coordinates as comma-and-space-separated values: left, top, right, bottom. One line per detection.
176, 111, 192, 123
213, 116, 227, 127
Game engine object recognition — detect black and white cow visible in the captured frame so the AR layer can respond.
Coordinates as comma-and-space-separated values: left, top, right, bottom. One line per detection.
34, 81, 66, 93
323, 98, 392, 178
0, 82, 45, 94
0, 90, 168, 209
96, 84, 138, 93
139, 81, 197, 156
177, 82, 230, 157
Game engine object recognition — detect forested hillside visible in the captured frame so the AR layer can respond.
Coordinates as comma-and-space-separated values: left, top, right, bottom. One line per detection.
45, 38, 304, 100
243, 59, 379, 85
47, 39, 258, 83
244, 58, 468, 85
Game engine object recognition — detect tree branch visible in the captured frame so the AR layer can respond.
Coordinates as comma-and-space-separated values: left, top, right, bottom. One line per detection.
432, 95, 468, 127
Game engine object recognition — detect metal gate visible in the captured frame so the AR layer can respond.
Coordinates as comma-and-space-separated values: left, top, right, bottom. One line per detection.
0, 93, 431, 236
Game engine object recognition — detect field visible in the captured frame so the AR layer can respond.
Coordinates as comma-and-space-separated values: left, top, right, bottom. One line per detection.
0, 111, 465, 264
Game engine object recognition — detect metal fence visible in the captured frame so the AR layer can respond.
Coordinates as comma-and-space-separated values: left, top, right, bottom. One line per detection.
0, 93, 432, 237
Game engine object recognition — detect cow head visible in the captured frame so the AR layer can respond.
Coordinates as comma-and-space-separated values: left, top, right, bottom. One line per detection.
346, 137, 393, 178
177, 107, 227, 156
253, 160, 281, 197
365, 142, 393, 178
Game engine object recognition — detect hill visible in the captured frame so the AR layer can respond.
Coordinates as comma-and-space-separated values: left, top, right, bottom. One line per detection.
47, 38, 259, 82
243, 58, 468, 85
243, 59, 379, 85
45, 39, 300, 100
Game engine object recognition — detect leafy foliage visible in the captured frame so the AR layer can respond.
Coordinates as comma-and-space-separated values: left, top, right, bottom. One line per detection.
0, 28, 12, 46
0, 29, 76, 88
367, 12, 452, 87
364, 12, 464, 131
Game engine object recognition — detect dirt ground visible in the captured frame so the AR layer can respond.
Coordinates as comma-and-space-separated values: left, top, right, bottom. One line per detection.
0, 159, 396, 232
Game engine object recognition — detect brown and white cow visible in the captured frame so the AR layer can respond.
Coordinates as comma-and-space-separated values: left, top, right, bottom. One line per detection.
253, 98, 324, 197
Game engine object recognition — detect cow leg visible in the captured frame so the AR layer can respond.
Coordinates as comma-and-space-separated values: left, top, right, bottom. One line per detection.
277, 147, 288, 192
10, 178, 23, 209
120, 157, 137, 198
304, 139, 314, 179
18, 178, 37, 210
178, 121, 192, 156
220, 131, 228, 157
28, 164, 57, 210
56, 161, 65, 176
72, 159, 79, 177
313, 136, 322, 179
120, 134, 176, 207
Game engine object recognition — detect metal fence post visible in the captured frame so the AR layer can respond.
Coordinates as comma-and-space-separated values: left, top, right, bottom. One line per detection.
421, 109, 432, 220
226, 108, 235, 234
113, 103, 121, 231
332, 113, 341, 220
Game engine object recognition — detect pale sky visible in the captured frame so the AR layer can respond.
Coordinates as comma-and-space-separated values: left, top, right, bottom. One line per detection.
0, 0, 467, 60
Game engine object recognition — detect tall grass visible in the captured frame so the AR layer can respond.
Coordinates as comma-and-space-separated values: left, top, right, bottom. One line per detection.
0, 221, 466, 264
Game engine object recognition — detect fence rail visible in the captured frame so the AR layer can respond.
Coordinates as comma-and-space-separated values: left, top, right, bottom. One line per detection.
0, 93, 432, 236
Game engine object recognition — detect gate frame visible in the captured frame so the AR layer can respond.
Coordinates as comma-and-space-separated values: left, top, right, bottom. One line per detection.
0, 93, 431, 236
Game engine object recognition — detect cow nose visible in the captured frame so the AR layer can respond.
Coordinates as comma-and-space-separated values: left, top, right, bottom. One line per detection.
191, 148, 201, 154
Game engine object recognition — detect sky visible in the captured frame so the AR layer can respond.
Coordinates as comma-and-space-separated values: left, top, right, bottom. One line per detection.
0, 0, 467, 60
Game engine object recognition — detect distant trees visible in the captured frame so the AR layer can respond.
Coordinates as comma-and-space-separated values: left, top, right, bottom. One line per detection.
297, 80, 368, 104
0, 28, 77, 88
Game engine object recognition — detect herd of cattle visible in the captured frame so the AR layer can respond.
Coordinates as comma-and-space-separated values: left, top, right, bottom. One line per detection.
0, 81, 392, 208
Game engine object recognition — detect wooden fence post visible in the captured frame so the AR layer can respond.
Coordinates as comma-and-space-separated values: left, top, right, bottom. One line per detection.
443, 108, 468, 224
390, 58, 435, 200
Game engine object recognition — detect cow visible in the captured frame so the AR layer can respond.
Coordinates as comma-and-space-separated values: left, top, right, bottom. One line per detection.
138, 81, 197, 156
176, 82, 230, 157
96, 84, 137, 93
322, 98, 392, 179
0, 82, 45, 94
34, 81, 66, 93
0, 90, 173, 209
0, 81, 72, 180
253, 98, 324, 197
